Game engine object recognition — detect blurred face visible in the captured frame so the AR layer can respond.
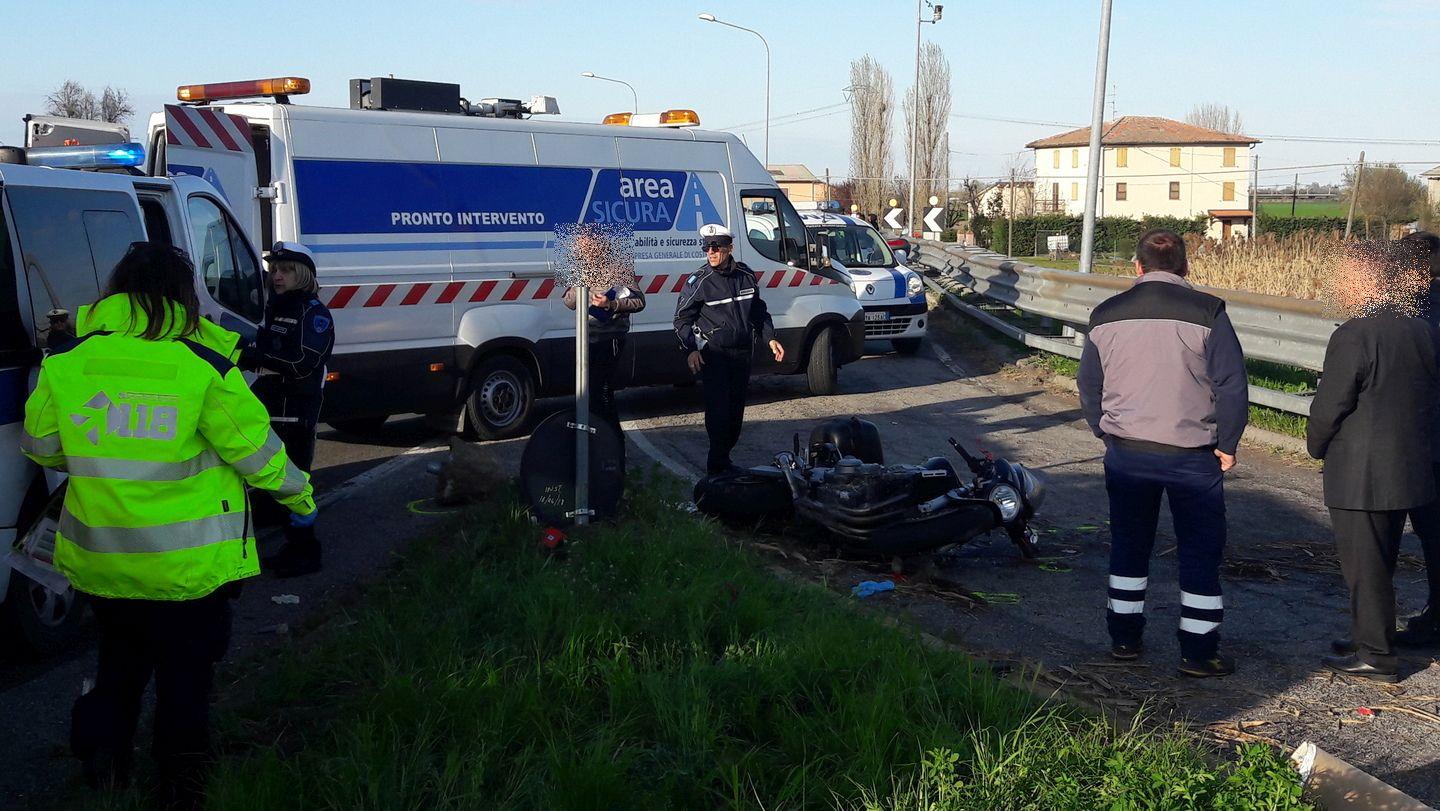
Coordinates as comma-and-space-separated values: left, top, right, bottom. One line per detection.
705, 242, 732, 267
269, 261, 302, 294
1333, 254, 1381, 312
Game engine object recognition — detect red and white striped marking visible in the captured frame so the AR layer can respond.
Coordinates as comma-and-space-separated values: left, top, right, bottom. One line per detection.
319, 269, 840, 309
164, 104, 253, 153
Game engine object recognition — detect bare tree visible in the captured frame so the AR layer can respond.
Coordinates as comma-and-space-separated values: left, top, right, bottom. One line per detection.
1185, 102, 1244, 134
1000, 152, 1037, 217
44, 80, 133, 124
848, 55, 894, 219
904, 42, 952, 221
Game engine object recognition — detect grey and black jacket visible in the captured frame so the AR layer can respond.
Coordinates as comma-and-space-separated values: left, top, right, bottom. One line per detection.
673, 258, 776, 357
1078, 272, 1249, 454
562, 284, 646, 340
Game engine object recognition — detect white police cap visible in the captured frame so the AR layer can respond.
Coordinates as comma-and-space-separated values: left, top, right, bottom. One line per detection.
265, 240, 317, 273
700, 223, 734, 247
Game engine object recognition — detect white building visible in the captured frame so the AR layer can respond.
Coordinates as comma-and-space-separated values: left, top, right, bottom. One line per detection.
1027, 116, 1261, 239
1422, 166, 1440, 211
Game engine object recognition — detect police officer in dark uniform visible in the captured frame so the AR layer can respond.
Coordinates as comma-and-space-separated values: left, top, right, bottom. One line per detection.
674, 224, 784, 474
240, 241, 334, 578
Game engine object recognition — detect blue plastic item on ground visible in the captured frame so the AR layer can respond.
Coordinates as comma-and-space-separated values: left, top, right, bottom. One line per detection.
851, 580, 896, 598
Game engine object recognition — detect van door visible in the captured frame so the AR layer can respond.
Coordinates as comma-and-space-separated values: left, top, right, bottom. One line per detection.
161, 105, 262, 247
179, 189, 266, 340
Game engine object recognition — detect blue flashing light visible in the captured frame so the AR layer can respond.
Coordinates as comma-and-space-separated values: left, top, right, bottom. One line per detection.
26, 142, 145, 170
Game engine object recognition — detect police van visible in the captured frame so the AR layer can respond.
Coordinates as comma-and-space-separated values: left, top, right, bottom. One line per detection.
143, 76, 866, 439
798, 211, 927, 354
0, 142, 275, 652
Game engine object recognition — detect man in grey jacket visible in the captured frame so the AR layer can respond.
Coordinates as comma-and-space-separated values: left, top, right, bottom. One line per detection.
1078, 229, 1249, 678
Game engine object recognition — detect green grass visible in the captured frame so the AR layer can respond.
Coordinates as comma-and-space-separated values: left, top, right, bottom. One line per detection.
1018, 255, 1132, 277
85, 480, 1307, 809
1258, 200, 1346, 218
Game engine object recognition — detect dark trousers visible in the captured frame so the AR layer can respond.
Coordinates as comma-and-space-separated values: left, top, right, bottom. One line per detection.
75, 588, 234, 796
1103, 443, 1227, 660
1332, 507, 1406, 669
252, 389, 322, 530
587, 336, 626, 430
1405, 463, 1440, 609
700, 350, 751, 474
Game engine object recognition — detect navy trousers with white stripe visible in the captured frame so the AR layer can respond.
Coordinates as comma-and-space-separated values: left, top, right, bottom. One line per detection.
1103, 443, 1227, 661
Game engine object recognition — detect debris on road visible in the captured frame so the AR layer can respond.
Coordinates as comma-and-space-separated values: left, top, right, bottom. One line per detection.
270, 594, 300, 605
852, 580, 895, 598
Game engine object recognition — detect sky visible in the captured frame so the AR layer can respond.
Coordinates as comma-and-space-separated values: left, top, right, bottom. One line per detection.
5, 0, 1439, 190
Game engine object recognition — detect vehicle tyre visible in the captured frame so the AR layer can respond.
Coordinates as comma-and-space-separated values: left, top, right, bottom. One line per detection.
693, 468, 793, 524
806, 326, 839, 396
892, 337, 923, 356
466, 355, 536, 441
2, 480, 87, 657
328, 416, 390, 436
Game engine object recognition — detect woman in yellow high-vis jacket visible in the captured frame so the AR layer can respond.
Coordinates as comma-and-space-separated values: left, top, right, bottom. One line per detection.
20, 242, 316, 807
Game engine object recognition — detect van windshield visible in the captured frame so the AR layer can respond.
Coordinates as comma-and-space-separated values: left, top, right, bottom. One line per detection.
809, 224, 895, 268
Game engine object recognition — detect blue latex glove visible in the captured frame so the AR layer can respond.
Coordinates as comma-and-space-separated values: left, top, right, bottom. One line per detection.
289, 508, 318, 528
851, 580, 895, 598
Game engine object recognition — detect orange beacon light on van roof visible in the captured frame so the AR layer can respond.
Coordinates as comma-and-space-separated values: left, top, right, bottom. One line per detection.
177, 77, 311, 103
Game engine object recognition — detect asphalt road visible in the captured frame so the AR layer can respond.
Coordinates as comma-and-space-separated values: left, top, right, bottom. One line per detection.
5, 308, 1439, 804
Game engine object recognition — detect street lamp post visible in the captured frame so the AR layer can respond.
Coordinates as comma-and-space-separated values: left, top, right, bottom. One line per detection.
699, 12, 770, 167
580, 71, 638, 114
908, 1, 942, 237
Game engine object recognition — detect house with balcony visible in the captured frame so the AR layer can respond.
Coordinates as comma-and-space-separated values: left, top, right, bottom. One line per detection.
1027, 116, 1261, 239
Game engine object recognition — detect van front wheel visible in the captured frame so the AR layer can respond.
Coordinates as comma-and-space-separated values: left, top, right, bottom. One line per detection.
806, 326, 839, 396
467, 356, 536, 440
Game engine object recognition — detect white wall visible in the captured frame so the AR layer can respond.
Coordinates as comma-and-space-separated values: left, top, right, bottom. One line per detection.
1033, 143, 1254, 221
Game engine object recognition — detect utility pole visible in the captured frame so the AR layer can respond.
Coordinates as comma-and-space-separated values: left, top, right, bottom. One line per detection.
908, 0, 942, 238
1344, 150, 1365, 240
1078, 0, 1113, 275
1251, 155, 1260, 238
1007, 168, 1016, 257
1291, 173, 1298, 217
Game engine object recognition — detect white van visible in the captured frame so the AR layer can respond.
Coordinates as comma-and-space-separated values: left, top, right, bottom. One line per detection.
144, 76, 866, 438
798, 211, 927, 354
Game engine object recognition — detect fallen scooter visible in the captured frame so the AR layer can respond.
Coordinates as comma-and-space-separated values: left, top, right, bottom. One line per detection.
694, 418, 1045, 558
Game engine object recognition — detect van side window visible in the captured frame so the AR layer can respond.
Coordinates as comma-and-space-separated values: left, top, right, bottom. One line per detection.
140, 198, 174, 247
6, 187, 141, 346
0, 203, 35, 361
186, 195, 263, 323
742, 191, 808, 266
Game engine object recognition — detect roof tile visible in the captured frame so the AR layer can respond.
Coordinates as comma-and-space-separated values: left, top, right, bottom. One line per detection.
1026, 116, 1260, 148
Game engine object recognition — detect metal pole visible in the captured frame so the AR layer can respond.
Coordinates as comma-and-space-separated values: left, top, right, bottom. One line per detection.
1251, 155, 1260, 238
1291, 173, 1298, 217
1007, 169, 1015, 257
574, 284, 590, 526
581, 73, 639, 113
699, 16, 769, 166
1344, 151, 1365, 240
908, 0, 922, 238
1077, 0, 1113, 275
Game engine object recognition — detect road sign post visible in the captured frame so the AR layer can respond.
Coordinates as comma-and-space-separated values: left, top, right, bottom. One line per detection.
574, 283, 590, 526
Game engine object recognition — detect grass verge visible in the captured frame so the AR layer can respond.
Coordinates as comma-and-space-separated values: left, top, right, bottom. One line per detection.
78, 479, 1307, 809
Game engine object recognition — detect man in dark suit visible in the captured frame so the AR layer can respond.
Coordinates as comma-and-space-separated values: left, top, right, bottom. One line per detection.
1309, 240, 1439, 682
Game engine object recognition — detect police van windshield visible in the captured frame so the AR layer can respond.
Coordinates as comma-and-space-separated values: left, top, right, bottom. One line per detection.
810, 224, 895, 268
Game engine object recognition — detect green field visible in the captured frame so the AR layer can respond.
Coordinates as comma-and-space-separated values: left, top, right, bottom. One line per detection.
1258, 200, 1346, 218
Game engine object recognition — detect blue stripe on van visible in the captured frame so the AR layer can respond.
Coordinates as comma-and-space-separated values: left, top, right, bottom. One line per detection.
309, 240, 550, 254
889, 269, 906, 299
0, 367, 26, 426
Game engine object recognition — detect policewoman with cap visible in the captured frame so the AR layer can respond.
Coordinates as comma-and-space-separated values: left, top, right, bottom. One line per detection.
240, 241, 335, 578
674, 224, 783, 474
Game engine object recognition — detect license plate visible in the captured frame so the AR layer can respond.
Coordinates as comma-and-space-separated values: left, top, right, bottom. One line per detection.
864, 311, 889, 323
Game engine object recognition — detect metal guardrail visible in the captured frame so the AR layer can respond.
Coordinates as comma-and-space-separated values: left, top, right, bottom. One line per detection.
913, 241, 1327, 416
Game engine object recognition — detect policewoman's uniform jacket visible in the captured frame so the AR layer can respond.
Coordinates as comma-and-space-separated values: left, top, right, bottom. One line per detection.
240, 290, 335, 415
20, 294, 316, 600
673, 258, 776, 356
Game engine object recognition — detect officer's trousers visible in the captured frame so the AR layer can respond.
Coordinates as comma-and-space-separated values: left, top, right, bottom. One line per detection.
1103, 441, 1227, 661
700, 350, 751, 474
1404, 463, 1440, 610
1331, 507, 1406, 669
74, 586, 234, 800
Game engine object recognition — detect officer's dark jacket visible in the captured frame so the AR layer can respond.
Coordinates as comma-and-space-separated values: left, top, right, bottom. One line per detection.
1307, 310, 1439, 510
240, 289, 335, 400
673, 258, 776, 355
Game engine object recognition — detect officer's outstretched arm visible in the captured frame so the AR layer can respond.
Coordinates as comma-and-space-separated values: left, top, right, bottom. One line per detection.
199, 367, 317, 515
19, 367, 64, 469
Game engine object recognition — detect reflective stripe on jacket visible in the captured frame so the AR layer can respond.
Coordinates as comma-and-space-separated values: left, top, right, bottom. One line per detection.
21, 294, 316, 600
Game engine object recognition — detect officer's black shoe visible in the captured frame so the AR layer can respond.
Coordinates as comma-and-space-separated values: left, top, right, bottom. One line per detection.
1110, 641, 1143, 661
1394, 606, 1440, 648
1331, 639, 1358, 656
1322, 653, 1399, 683
1178, 654, 1236, 678
265, 539, 322, 579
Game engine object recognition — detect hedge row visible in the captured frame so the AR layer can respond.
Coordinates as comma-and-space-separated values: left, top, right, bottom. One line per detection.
1254, 215, 1349, 237
991, 215, 1207, 256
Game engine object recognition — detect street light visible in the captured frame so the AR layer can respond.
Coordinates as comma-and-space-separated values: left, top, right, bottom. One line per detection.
580, 71, 638, 114
699, 12, 770, 167
908, 0, 943, 237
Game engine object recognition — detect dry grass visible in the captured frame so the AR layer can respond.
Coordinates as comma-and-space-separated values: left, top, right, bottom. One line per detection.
1183, 232, 1344, 300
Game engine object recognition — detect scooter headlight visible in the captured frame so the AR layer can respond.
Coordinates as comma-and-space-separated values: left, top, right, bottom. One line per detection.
906, 272, 923, 298
989, 484, 1022, 523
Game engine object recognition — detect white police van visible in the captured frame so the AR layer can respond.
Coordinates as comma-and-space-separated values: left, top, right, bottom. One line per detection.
143, 76, 866, 438
0, 140, 272, 653
798, 211, 927, 354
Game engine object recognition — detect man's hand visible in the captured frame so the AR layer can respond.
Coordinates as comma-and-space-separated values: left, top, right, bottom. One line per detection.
769, 340, 785, 363
687, 351, 705, 374
589, 291, 609, 308
1215, 449, 1236, 473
